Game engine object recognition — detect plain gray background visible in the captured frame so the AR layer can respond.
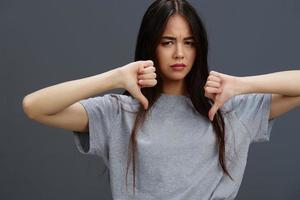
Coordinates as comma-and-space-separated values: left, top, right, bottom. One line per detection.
1, 0, 299, 199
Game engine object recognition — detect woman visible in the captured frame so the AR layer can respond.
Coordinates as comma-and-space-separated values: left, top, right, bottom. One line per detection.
22, 0, 300, 199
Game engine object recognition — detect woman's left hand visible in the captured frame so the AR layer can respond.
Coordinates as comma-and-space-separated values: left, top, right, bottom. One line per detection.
204, 71, 240, 121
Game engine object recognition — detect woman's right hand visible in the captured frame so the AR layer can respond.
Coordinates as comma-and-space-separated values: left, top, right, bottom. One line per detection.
119, 60, 157, 110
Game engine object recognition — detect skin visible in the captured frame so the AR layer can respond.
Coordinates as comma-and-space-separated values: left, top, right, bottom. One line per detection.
119, 60, 157, 110
204, 70, 300, 121
155, 13, 196, 96
120, 14, 300, 122
23, 8, 300, 133
118, 13, 196, 109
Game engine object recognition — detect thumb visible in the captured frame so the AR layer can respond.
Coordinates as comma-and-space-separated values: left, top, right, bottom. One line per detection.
132, 87, 149, 110
208, 102, 220, 121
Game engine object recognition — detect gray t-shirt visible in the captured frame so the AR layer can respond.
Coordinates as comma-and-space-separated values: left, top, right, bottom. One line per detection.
73, 92, 276, 200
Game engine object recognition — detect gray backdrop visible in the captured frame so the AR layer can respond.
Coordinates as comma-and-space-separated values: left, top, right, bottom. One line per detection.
1, 0, 299, 199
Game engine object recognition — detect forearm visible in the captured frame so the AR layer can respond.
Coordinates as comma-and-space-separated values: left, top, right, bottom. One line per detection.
23, 68, 122, 117
236, 70, 300, 96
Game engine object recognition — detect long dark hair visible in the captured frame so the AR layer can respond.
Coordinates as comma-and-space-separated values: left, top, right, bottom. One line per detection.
122, 0, 233, 195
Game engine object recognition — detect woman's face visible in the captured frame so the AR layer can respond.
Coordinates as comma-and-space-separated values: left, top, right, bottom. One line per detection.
156, 13, 196, 82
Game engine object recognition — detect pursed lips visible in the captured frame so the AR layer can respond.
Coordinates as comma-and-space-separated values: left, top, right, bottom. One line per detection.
170, 63, 186, 68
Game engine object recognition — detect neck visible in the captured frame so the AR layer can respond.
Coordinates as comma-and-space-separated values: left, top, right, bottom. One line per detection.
162, 79, 187, 96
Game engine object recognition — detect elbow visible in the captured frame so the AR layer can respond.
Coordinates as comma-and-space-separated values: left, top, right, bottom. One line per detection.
22, 95, 38, 119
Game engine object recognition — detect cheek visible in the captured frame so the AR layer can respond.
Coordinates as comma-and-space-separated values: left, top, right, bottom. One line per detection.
156, 48, 169, 66
188, 50, 196, 63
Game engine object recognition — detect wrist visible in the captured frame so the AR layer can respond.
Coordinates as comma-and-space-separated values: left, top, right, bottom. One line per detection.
109, 68, 124, 89
234, 76, 250, 95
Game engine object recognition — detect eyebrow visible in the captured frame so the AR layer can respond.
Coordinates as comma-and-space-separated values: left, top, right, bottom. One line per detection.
161, 36, 195, 40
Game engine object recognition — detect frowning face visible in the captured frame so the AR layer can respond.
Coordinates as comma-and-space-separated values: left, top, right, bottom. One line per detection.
156, 13, 196, 83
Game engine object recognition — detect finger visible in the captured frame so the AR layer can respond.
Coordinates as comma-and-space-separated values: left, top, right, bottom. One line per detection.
138, 79, 157, 87
138, 73, 157, 80
208, 102, 220, 121
205, 80, 220, 88
138, 60, 154, 74
208, 75, 221, 82
143, 60, 154, 67
140, 66, 156, 74
209, 70, 221, 78
205, 92, 215, 100
136, 94, 149, 110
132, 86, 149, 110
204, 86, 222, 94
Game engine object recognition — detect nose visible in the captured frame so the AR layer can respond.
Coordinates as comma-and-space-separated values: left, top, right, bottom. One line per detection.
174, 43, 184, 59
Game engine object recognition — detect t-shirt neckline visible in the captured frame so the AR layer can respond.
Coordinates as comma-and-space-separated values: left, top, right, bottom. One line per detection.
160, 93, 190, 99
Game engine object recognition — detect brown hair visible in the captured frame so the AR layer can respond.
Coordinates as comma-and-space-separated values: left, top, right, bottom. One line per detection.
122, 0, 234, 195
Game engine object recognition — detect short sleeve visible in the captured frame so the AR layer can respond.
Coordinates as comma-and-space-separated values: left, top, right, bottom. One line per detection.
72, 93, 119, 165
230, 93, 276, 143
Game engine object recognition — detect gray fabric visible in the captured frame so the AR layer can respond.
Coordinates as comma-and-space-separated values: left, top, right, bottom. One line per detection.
73, 92, 276, 200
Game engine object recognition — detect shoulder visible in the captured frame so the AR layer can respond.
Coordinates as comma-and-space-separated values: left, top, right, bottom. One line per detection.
103, 93, 141, 113
220, 93, 271, 114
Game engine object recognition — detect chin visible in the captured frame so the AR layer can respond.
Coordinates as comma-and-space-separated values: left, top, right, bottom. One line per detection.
165, 74, 187, 81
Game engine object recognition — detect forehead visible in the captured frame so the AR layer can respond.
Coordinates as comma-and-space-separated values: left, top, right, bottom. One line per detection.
162, 13, 192, 37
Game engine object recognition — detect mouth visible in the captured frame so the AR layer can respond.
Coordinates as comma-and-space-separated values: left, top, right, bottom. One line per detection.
170, 63, 186, 71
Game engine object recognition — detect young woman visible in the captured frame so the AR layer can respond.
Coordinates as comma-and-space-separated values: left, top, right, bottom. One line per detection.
22, 0, 300, 199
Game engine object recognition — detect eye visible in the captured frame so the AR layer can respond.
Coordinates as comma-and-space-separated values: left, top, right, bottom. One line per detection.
185, 41, 195, 46
161, 41, 173, 46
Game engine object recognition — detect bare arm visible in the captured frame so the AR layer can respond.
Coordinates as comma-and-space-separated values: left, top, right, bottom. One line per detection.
236, 70, 300, 96
22, 60, 156, 132
235, 70, 300, 119
23, 69, 122, 118
22, 68, 123, 132
204, 70, 300, 121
